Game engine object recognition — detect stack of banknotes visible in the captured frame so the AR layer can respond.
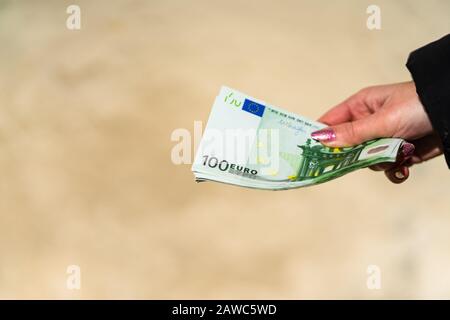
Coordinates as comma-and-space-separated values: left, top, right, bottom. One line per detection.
192, 86, 405, 190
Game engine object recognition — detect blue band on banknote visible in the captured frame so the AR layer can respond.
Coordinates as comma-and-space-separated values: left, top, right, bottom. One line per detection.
242, 99, 265, 117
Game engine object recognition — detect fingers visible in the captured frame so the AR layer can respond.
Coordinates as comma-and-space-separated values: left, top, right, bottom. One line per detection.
408, 133, 444, 164
311, 114, 387, 147
318, 91, 369, 125
369, 142, 415, 184
385, 165, 409, 184
382, 135, 443, 184
318, 100, 354, 125
318, 85, 391, 126
369, 142, 415, 171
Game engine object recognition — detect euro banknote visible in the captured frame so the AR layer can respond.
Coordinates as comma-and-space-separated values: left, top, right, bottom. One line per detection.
192, 86, 405, 190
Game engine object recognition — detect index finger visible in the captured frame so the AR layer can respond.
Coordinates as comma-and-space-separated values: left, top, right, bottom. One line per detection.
318, 98, 355, 125
318, 90, 370, 125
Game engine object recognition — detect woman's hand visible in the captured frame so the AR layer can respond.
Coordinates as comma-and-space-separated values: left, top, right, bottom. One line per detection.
311, 81, 443, 183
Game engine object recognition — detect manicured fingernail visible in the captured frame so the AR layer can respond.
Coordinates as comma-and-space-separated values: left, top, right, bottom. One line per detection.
401, 142, 415, 157
394, 170, 405, 179
311, 128, 336, 142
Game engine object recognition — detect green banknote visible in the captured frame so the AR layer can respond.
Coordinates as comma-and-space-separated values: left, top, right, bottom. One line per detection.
192, 86, 404, 190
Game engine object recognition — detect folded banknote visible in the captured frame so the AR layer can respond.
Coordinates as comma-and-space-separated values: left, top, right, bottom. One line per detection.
192, 86, 404, 190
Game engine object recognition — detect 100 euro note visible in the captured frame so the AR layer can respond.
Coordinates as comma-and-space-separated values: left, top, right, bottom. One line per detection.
192, 86, 404, 190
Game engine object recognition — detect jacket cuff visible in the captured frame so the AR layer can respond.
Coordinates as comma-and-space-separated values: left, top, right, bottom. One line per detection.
406, 34, 450, 168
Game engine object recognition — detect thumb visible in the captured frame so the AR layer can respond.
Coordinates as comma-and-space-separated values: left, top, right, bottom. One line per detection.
311, 114, 386, 147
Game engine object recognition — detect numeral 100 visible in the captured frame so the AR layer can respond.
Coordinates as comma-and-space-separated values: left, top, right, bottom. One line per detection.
202, 155, 229, 171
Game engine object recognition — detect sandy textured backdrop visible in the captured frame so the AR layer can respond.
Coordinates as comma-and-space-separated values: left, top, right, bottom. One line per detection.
0, 0, 449, 299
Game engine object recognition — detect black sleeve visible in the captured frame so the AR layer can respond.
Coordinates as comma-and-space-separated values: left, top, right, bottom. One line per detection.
406, 34, 450, 168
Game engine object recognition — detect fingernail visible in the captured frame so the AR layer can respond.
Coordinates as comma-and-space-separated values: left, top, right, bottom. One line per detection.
311, 128, 336, 142
394, 170, 405, 179
401, 142, 415, 157
394, 166, 408, 180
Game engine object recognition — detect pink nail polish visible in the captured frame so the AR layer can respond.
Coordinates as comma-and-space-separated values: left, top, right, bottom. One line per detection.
311, 128, 336, 142
401, 142, 415, 157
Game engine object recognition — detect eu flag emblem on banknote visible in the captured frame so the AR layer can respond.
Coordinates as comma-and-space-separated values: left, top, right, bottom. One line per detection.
242, 99, 265, 117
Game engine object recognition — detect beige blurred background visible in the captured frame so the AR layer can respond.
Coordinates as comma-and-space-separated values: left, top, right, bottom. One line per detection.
0, 0, 449, 299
